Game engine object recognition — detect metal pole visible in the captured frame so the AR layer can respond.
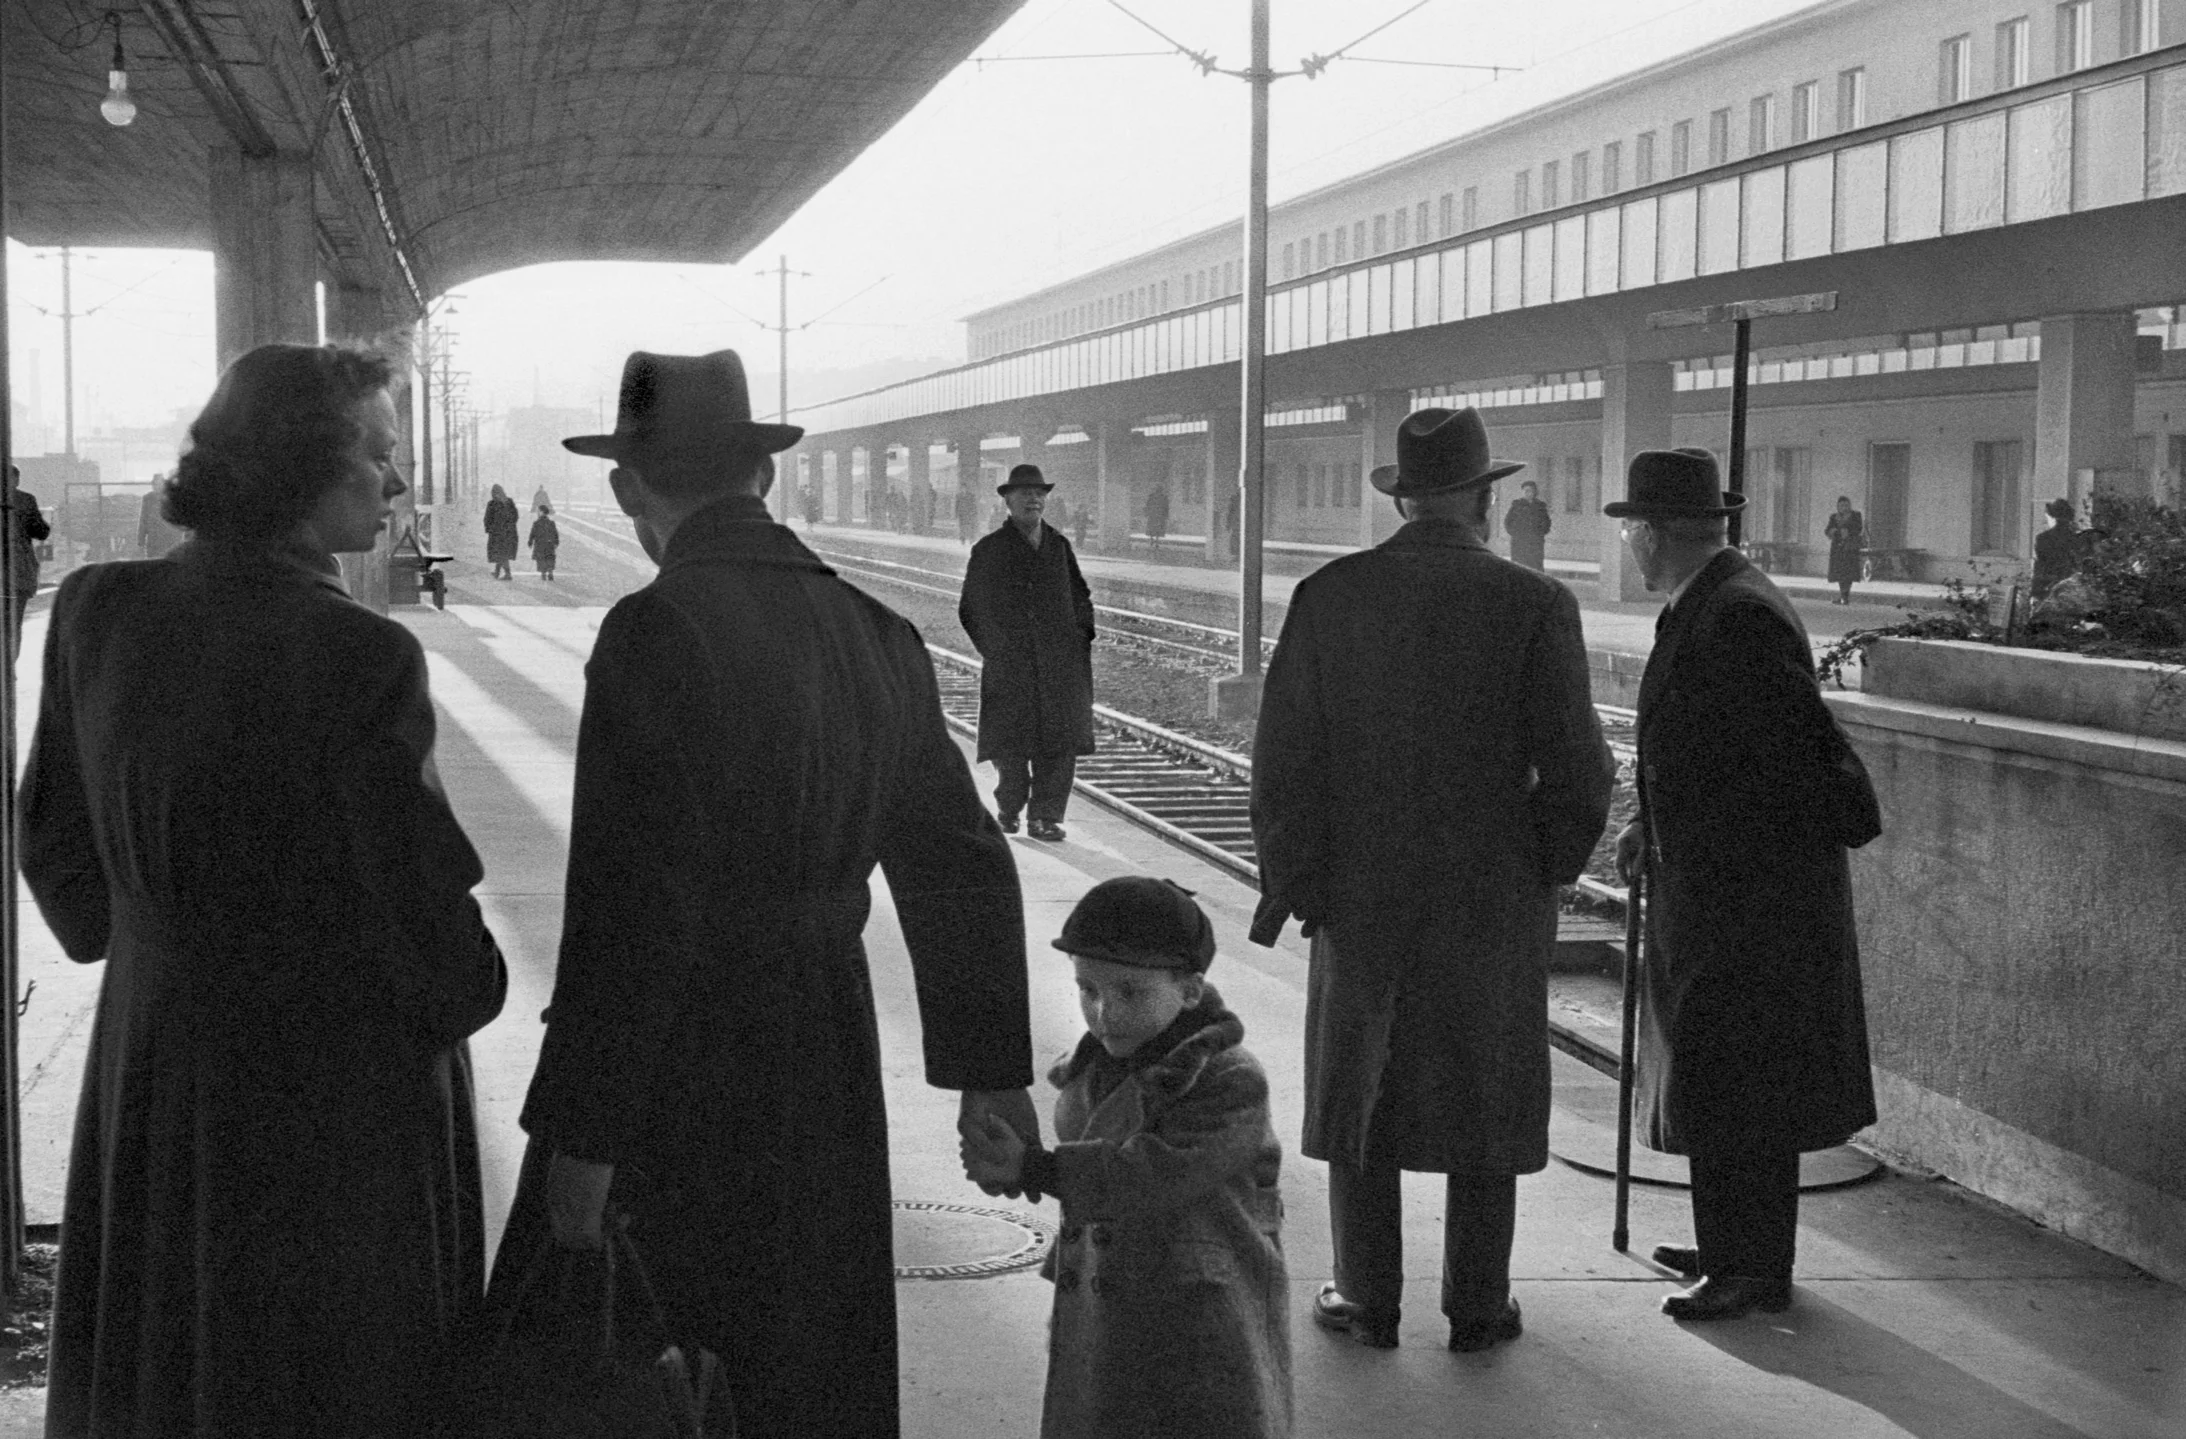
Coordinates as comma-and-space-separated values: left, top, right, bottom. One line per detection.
418, 322, 434, 507
1236, 0, 1270, 679
1613, 865, 1644, 1254
778, 256, 791, 523
0, 4, 26, 1294
60, 246, 75, 459
1726, 317, 1751, 549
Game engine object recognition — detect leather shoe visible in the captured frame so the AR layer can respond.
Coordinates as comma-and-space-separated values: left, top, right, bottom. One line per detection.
1447, 1298, 1522, 1353
1651, 1244, 1701, 1276
1313, 1282, 1397, 1349
1028, 818, 1067, 842
1661, 1275, 1792, 1321
996, 812, 1019, 834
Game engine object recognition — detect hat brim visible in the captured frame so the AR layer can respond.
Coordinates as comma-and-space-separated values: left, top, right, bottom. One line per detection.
1370, 458, 1525, 497
996, 481, 1055, 494
1050, 937, 1198, 971
563, 420, 805, 461
1602, 492, 1749, 518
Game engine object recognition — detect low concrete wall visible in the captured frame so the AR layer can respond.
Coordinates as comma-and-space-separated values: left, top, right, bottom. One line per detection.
1867, 637, 2186, 742
1587, 648, 1647, 709
1826, 685, 2186, 1284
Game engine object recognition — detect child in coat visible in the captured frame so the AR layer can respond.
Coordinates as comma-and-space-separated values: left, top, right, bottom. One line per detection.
527, 503, 560, 581
962, 876, 1292, 1439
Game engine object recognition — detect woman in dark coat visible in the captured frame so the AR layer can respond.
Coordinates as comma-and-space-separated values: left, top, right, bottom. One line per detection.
23, 343, 507, 1439
484, 483, 520, 579
528, 500, 561, 580
1823, 495, 1863, 604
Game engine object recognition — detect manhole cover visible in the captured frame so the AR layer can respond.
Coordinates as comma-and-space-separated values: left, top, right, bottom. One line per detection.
892, 1200, 1055, 1280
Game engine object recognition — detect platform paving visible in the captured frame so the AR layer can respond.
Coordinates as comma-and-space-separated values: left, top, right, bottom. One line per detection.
4, 573, 2182, 1435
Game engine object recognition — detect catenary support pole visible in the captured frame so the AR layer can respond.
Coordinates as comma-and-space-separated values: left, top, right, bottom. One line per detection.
1211, 0, 1270, 720
0, 3, 27, 1294
1727, 317, 1751, 548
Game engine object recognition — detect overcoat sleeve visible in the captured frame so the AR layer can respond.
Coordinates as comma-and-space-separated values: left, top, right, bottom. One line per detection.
1522, 585, 1615, 883
520, 596, 712, 1164
875, 631, 1034, 1092
1049, 1054, 1271, 1221
957, 541, 998, 658
1247, 600, 1326, 945
327, 632, 507, 1049
1065, 544, 1095, 642
20, 572, 109, 962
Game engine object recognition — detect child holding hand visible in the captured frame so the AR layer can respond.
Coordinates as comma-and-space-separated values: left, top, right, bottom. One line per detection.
962, 876, 1291, 1439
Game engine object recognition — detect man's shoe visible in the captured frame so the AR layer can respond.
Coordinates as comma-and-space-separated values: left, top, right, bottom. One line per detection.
1447, 1298, 1522, 1353
1661, 1275, 1792, 1321
996, 812, 1020, 834
1313, 1283, 1397, 1349
1028, 818, 1067, 842
1651, 1244, 1701, 1276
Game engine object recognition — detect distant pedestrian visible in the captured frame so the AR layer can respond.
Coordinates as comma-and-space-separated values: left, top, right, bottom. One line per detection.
1252, 406, 1613, 1355
956, 483, 978, 546
1823, 495, 1863, 604
1072, 501, 1091, 550
959, 464, 1096, 842
1222, 486, 1240, 560
6, 465, 50, 660
528, 501, 560, 581
24, 342, 506, 1436
483, 484, 519, 580
962, 876, 1293, 1438
2031, 497, 2096, 600
1504, 480, 1551, 572
802, 479, 822, 529
531, 484, 552, 515
139, 475, 186, 559
1144, 482, 1170, 550
1607, 447, 1879, 1323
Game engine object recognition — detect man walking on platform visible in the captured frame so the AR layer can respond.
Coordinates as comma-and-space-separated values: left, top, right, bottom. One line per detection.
1504, 479, 1551, 572
495, 350, 1040, 1437
958, 463, 1096, 842
1607, 447, 1879, 1322
1250, 407, 1613, 1352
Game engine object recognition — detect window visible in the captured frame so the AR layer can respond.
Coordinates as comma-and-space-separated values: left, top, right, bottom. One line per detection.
2127, 0, 2162, 54
1602, 140, 1623, 193
1635, 131, 1656, 185
1334, 227, 1348, 264
2058, 2, 2093, 72
1352, 220, 1366, 258
1707, 108, 1730, 166
1972, 440, 2024, 553
1415, 200, 1430, 242
1281, 242, 1296, 280
1997, 17, 2029, 88
1939, 34, 1972, 103
1571, 151, 1591, 203
1770, 448, 1812, 543
1748, 94, 1776, 153
1372, 213, 1388, 254
1224, 260, 1236, 292
1563, 455, 1586, 514
1439, 192, 1456, 236
1317, 232, 1330, 269
1791, 81, 1819, 143
1837, 67, 1867, 130
1294, 464, 1309, 507
1159, 280, 1169, 311
1542, 159, 1560, 208
1670, 120, 1692, 176
1514, 169, 1533, 215
1393, 207, 1408, 249
1461, 186, 1479, 231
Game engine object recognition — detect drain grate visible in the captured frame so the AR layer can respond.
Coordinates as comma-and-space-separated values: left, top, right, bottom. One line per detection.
892, 1200, 1056, 1280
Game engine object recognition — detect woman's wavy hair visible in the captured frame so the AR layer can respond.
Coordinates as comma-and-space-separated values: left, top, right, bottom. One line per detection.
165, 343, 395, 540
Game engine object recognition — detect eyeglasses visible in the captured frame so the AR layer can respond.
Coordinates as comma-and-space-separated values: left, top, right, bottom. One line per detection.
1619, 519, 1651, 537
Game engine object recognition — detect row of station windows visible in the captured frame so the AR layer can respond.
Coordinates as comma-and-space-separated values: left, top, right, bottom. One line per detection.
973, 261, 1245, 360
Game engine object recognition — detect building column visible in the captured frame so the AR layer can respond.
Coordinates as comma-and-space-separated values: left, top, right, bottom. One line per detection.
952, 434, 986, 528
2036, 313, 2143, 509
1205, 405, 1242, 563
1359, 389, 1407, 550
829, 449, 850, 523
1598, 360, 1674, 602
1017, 418, 1052, 480
907, 440, 932, 532
323, 279, 413, 613
1095, 421, 1134, 552
209, 148, 318, 369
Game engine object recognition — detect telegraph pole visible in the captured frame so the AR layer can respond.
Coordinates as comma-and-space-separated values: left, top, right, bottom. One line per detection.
0, 3, 25, 1295
757, 256, 809, 522
59, 247, 75, 460
1213, 0, 1272, 719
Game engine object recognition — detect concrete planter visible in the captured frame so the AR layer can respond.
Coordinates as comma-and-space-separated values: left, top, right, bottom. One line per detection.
1863, 636, 2186, 742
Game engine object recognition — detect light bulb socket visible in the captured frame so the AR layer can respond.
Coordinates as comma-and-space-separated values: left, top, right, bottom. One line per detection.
102, 71, 135, 127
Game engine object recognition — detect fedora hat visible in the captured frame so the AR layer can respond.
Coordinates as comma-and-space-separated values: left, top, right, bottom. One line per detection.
1603, 447, 1748, 517
1368, 407, 1524, 497
563, 349, 802, 462
997, 462, 1053, 495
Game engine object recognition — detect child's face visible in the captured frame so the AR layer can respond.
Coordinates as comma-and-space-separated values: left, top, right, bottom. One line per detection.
1073, 955, 1202, 1058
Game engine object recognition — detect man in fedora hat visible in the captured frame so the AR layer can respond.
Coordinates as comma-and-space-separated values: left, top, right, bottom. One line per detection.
958, 462, 1096, 842
1250, 407, 1613, 1352
1606, 446, 1878, 1322
493, 349, 1042, 1435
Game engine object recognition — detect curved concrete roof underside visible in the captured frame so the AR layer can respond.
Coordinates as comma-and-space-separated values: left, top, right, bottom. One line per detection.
4, 0, 1024, 303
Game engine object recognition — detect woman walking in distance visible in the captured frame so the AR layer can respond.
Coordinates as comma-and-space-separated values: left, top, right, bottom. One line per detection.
529, 500, 561, 581
484, 482, 521, 579
23, 343, 507, 1438
1823, 495, 1864, 605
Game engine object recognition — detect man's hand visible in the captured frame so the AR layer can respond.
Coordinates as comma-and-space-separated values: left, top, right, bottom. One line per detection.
960, 1113, 1027, 1190
545, 1150, 615, 1251
1614, 820, 1646, 886
960, 1089, 1043, 1201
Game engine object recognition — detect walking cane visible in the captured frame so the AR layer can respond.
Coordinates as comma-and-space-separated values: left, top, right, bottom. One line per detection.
1612, 862, 1644, 1253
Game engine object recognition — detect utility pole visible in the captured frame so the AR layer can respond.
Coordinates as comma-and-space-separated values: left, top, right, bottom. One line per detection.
757, 255, 809, 522
0, 4, 27, 1296
1212, 0, 1273, 720
59, 246, 76, 460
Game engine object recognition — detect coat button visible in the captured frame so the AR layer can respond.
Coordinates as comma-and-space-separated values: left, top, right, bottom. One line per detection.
1089, 1275, 1106, 1295
1058, 1268, 1079, 1292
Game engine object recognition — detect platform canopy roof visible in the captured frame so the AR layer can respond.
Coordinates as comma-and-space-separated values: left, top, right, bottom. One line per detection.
3, 0, 1025, 310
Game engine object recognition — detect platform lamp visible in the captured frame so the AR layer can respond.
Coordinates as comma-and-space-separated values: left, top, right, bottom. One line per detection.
100, 11, 136, 127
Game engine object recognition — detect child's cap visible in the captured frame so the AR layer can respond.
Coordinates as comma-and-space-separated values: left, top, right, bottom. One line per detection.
1053, 876, 1217, 973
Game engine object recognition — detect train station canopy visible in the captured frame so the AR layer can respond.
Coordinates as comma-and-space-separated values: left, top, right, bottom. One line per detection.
3, 0, 1025, 307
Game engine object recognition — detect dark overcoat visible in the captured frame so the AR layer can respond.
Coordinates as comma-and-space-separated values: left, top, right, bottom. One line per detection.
23, 545, 507, 1439
958, 520, 1096, 761
1249, 520, 1614, 1172
1634, 549, 1878, 1154
1504, 496, 1551, 571
483, 494, 520, 563
499, 497, 1033, 1438
527, 513, 560, 568
1040, 990, 1290, 1439
1824, 509, 1864, 584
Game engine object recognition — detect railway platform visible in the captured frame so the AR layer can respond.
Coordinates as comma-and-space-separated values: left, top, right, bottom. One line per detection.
7, 587, 2182, 1437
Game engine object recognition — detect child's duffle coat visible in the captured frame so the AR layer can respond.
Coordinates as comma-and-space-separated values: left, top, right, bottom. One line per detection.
1039, 989, 1292, 1439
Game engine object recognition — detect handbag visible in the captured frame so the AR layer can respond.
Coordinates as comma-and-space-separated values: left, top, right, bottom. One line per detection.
469, 1224, 733, 1438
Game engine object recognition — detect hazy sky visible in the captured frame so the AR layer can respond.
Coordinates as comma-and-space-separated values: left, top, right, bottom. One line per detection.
6, 0, 1817, 461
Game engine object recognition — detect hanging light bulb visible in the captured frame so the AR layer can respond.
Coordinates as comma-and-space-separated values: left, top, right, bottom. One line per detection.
100, 13, 136, 127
